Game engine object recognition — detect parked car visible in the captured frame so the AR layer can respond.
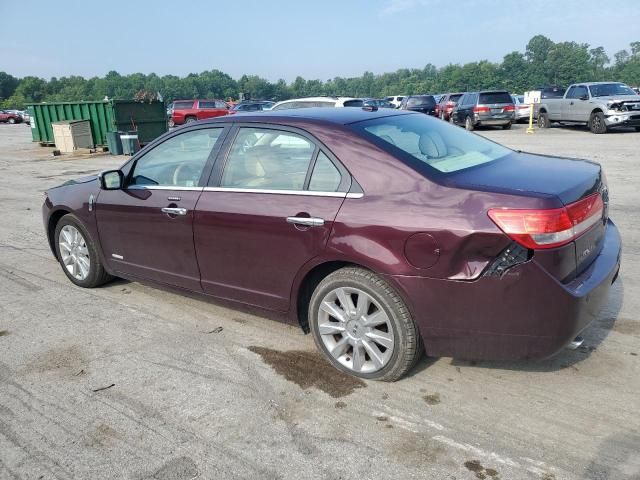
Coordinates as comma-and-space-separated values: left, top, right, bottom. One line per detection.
169, 99, 229, 127
0, 110, 23, 124
229, 100, 275, 114
271, 97, 364, 111
451, 91, 515, 130
399, 95, 437, 115
511, 95, 532, 122
537, 82, 640, 133
43, 107, 621, 381
385, 96, 405, 108
363, 98, 395, 109
435, 93, 464, 121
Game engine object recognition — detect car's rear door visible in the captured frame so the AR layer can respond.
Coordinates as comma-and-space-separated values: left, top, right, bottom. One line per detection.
96, 126, 228, 290
193, 124, 351, 312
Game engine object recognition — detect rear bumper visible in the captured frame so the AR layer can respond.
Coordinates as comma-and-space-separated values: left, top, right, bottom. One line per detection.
389, 220, 622, 361
477, 118, 512, 126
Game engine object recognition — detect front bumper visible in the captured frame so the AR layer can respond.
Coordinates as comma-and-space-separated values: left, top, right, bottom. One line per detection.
605, 112, 640, 128
390, 220, 622, 361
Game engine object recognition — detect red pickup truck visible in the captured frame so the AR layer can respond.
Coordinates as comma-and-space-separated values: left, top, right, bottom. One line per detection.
169, 99, 229, 127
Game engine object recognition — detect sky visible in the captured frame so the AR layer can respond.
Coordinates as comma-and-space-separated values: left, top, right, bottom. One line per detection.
2, 0, 639, 82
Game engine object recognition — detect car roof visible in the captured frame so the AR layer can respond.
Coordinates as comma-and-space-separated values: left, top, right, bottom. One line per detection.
198, 106, 415, 126
572, 82, 625, 86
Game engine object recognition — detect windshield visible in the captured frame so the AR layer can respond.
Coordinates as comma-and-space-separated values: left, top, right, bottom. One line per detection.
355, 113, 511, 174
479, 92, 512, 104
589, 83, 636, 97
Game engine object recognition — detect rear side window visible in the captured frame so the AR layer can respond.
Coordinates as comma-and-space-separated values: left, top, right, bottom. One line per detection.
449, 94, 462, 103
478, 92, 512, 104
221, 128, 315, 190
309, 152, 342, 192
173, 101, 194, 110
357, 114, 510, 174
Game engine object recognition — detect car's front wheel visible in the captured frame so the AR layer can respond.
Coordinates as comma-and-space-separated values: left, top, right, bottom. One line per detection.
54, 214, 112, 288
589, 111, 608, 134
8, 117, 15, 124
309, 267, 423, 381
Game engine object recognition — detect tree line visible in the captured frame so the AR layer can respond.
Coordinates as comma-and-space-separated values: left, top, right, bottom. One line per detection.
1, 35, 639, 109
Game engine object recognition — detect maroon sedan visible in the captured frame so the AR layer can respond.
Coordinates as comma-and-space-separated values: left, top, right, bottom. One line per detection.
43, 108, 621, 381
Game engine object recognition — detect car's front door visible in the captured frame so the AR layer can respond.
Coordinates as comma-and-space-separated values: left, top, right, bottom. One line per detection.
194, 125, 351, 312
96, 126, 226, 290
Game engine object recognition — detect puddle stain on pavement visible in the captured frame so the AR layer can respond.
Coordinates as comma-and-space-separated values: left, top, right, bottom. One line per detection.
248, 346, 365, 398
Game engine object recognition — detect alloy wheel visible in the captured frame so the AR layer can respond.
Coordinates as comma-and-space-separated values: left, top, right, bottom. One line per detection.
316, 286, 394, 374
58, 225, 90, 281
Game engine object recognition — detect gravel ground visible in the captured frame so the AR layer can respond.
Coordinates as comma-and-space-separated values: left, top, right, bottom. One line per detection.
0, 122, 638, 480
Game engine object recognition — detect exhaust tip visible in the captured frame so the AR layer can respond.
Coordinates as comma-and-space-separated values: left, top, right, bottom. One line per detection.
568, 336, 585, 350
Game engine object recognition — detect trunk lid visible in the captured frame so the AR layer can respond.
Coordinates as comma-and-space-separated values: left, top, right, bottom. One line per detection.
447, 151, 606, 281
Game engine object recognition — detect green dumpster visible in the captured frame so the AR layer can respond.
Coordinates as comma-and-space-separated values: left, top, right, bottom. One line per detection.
27, 100, 167, 147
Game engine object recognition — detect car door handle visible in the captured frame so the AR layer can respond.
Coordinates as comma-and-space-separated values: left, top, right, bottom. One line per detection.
286, 216, 324, 227
161, 207, 188, 216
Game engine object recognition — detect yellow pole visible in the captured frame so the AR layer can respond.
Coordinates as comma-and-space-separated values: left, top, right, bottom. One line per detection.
526, 102, 535, 134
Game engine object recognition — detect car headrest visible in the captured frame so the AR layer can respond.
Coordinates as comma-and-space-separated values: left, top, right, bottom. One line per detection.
419, 131, 447, 158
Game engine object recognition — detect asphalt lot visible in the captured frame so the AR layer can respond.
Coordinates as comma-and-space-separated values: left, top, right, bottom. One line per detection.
0, 122, 638, 480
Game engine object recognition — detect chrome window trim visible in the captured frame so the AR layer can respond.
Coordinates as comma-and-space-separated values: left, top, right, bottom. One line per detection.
127, 185, 204, 191
124, 185, 363, 198
203, 186, 363, 198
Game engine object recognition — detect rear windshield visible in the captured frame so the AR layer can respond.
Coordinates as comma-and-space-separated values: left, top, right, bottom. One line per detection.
478, 92, 512, 104
355, 113, 510, 174
540, 87, 565, 98
407, 96, 435, 107
589, 83, 636, 97
173, 101, 194, 110
449, 94, 462, 103
343, 99, 364, 107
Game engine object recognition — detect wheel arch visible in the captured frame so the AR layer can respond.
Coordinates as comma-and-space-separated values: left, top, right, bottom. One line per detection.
291, 259, 418, 337
47, 208, 72, 258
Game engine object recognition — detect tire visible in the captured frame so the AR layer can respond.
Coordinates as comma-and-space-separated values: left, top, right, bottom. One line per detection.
449, 114, 455, 125
589, 112, 607, 134
54, 214, 113, 288
635, 127, 640, 132
309, 267, 423, 382
502, 122, 512, 130
538, 111, 550, 129
8, 117, 15, 124
439, 112, 445, 121
184, 116, 197, 124
465, 116, 474, 131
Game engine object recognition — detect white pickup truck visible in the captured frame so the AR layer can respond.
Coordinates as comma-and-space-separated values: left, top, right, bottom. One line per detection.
537, 82, 640, 133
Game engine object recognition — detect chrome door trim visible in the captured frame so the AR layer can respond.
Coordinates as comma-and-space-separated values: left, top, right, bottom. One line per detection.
286, 216, 325, 227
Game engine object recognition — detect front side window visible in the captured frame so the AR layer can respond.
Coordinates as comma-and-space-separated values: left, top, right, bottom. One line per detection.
221, 128, 315, 190
129, 128, 222, 187
356, 113, 511, 174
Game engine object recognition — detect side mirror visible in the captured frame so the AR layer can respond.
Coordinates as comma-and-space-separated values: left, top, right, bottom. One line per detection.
99, 170, 124, 190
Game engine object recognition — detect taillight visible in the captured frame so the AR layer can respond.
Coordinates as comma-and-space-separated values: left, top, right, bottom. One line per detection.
488, 193, 604, 249
503, 105, 515, 112
473, 106, 490, 113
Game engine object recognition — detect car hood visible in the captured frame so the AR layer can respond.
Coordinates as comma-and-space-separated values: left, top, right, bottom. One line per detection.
598, 95, 640, 104
49, 174, 98, 191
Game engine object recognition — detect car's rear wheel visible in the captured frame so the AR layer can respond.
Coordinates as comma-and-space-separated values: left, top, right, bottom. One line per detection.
439, 112, 445, 121
309, 267, 423, 381
184, 116, 197, 124
8, 117, 15, 124
502, 122, 512, 130
54, 214, 112, 288
589, 112, 607, 134
465, 116, 474, 131
537, 112, 550, 128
